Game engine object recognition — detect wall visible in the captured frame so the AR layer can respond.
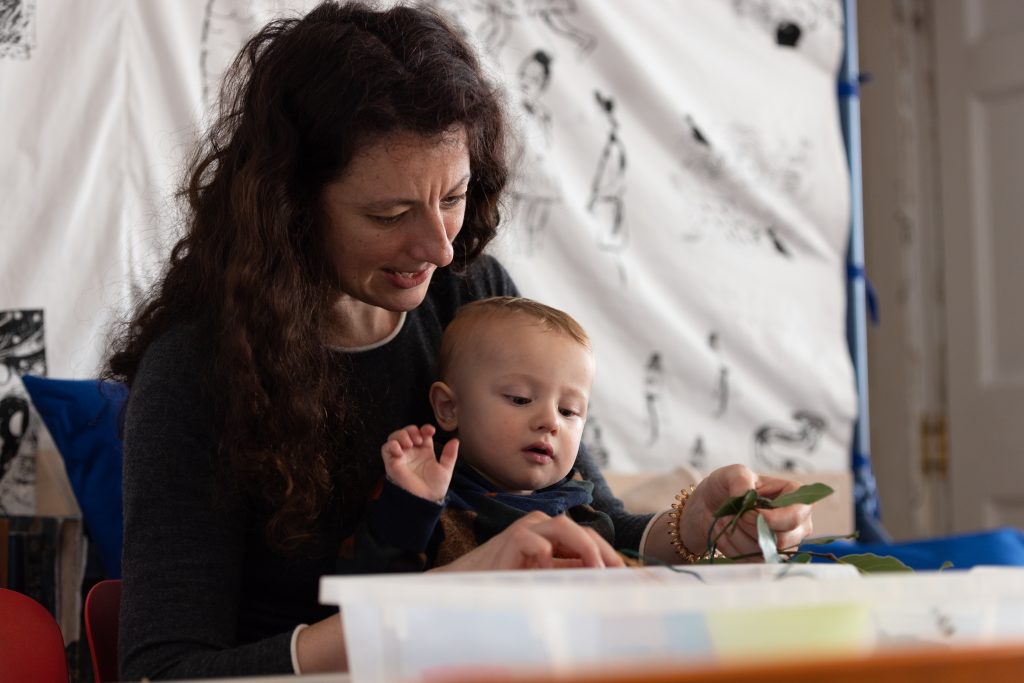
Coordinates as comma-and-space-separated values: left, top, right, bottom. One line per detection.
858, 0, 949, 539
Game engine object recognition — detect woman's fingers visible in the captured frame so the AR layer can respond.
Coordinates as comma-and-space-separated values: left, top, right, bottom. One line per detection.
437, 512, 619, 571
583, 526, 625, 567
523, 513, 622, 569
762, 504, 813, 549
754, 473, 801, 499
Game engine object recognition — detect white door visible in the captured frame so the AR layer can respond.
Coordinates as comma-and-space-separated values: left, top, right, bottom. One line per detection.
934, 0, 1024, 532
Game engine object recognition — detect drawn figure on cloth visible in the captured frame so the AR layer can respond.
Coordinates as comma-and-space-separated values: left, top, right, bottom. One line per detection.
473, 0, 519, 56
729, 0, 844, 70
474, 0, 596, 59
525, 0, 596, 57
582, 411, 611, 468
709, 332, 730, 418
689, 435, 706, 472
753, 410, 827, 472
644, 352, 663, 447
201, 0, 266, 109
588, 90, 628, 252
509, 49, 562, 254
673, 115, 803, 257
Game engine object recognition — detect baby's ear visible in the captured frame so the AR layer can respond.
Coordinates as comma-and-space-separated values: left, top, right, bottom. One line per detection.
429, 381, 459, 431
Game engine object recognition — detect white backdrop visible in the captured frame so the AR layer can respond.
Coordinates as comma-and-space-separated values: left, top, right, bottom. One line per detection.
0, 0, 855, 479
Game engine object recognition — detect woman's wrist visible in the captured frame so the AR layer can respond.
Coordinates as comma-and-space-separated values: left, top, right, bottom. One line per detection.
667, 484, 724, 563
295, 613, 348, 674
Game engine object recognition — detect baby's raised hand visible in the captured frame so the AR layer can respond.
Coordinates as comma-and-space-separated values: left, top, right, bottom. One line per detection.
381, 424, 459, 503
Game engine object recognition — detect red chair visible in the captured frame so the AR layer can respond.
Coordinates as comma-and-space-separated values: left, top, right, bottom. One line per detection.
85, 579, 122, 683
0, 588, 69, 683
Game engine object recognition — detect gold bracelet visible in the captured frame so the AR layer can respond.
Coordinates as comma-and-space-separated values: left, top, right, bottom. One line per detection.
667, 485, 724, 563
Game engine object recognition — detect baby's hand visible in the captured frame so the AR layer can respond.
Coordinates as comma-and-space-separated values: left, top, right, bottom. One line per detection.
381, 424, 459, 503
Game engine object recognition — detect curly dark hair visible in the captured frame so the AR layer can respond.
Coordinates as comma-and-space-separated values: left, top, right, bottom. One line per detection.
105, 1, 509, 551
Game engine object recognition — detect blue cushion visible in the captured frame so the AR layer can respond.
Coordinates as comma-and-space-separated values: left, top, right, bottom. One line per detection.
801, 527, 1024, 570
22, 376, 127, 578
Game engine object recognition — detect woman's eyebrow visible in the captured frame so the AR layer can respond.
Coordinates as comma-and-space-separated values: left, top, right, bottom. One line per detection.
360, 174, 471, 212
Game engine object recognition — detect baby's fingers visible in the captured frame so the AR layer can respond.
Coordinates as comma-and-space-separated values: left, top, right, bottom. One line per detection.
382, 439, 406, 462
438, 438, 459, 472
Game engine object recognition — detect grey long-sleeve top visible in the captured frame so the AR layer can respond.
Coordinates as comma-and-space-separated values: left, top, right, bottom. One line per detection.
119, 255, 652, 680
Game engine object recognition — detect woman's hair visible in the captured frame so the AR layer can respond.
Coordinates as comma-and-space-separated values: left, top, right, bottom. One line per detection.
105, 1, 509, 551
438, 297, 591, 382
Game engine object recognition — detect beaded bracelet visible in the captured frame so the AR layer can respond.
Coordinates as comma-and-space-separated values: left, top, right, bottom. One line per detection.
667, 485, 724, 563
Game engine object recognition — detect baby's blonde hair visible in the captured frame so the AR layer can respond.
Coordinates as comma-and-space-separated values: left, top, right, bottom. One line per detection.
438, 296, 590, 381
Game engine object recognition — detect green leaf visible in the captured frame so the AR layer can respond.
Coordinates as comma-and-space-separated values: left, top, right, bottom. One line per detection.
756, 514, 781, 563
768, 483, 835, 508
788, 553, 812, 564
712, 489, 757, 518
838, 553, 913, 573
794, 532, 859, 546
939, 560, 954, 571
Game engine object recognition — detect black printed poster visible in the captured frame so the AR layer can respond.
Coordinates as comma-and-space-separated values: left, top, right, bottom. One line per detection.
0, 309, 46, 514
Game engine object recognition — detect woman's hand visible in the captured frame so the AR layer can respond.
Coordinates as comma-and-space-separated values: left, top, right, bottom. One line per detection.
381, 424, 458, 502
679, 464, 814, 558
432, 511, 625, 571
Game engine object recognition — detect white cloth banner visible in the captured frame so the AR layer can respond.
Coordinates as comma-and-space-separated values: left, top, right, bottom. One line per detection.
0, 0, 855, 475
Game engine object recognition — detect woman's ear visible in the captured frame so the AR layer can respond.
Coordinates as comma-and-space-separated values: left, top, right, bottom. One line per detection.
429, 381, 459, 431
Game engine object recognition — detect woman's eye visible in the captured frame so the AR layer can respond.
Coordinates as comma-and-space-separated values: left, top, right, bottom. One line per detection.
441, 193, 467, 209
505, 395, 531, 406
369, 212, 405, 225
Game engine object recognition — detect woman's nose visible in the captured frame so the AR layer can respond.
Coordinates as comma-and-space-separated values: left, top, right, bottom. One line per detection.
408, 207, 455, 266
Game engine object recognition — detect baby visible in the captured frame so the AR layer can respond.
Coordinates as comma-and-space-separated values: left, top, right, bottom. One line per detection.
348, 296, 612, 570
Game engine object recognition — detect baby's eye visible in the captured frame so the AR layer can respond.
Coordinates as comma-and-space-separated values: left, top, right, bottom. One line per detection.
505, 395, 531, 406
559, 408, 580, 418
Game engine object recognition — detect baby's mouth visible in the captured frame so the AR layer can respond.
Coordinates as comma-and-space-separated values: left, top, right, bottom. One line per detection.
524, 442, 553, 458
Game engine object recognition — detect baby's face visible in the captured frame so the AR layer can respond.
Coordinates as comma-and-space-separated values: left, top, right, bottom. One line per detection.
447, 315, 594, 494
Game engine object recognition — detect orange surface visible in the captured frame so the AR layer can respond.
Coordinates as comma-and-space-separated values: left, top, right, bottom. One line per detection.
431, 643, 1024, 683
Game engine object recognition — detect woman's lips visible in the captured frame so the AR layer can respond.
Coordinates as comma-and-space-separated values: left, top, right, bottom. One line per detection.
383, 267, 432, 289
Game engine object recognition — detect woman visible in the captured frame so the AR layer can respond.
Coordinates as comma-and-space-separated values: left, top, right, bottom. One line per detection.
107, 2, 812, 678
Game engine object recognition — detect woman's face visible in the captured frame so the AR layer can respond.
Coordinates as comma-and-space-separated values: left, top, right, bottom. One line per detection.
321, 127, 471, 314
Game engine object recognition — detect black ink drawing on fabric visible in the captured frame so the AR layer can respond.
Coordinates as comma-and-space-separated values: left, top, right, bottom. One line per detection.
689, 435, 706, 472
473, 0, 596, 59
730, 0, 842, 50
473, 0, 518, 56
0, 309, 45, 514
525, 0, 596, 57
588, 91, 628, 249
201, 0, 263, 109
644, 352, 663, 447
753, 410, 827, 472
509, 49, 563, 254
0, 0, 36, 60
519, 50, 554, 139
673, 115, 808, 257
582, 412, 611, 468
709, 332, 730, 418
731, 124, 811, 197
